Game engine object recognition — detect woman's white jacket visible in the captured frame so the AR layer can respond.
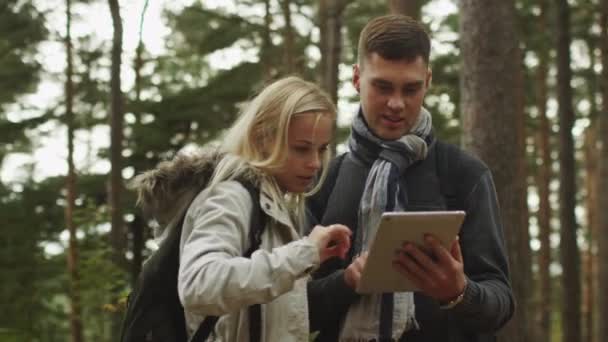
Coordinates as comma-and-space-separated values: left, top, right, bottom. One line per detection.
178, 178, 320, 342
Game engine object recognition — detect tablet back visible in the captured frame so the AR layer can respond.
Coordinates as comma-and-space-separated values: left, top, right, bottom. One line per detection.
356, 211, 465, 293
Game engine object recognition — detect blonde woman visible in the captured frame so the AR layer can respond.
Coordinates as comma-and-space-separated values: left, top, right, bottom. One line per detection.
135, 76, 351, 341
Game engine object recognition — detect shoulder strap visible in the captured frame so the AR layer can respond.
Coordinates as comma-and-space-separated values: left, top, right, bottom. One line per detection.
434, 141, 460, 210
191, 180, 266, 342
307, 152, 347, 225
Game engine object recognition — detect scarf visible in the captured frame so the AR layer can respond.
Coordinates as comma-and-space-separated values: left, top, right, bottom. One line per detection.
339, 107, 434, 341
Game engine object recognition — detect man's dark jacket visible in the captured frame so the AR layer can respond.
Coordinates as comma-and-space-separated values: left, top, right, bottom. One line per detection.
307, 140, 514, 342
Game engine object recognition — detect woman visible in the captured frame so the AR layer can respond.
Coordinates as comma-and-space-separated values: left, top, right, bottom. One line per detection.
175, 76, 350, 341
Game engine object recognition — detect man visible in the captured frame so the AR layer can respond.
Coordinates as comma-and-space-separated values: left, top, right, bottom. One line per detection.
307, 14, 514, 341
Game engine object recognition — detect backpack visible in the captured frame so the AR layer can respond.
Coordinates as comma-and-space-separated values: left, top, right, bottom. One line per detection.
120, 179, 267, 342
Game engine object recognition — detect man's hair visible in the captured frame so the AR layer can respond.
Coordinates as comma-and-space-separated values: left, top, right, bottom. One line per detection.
357, 14, 431, 66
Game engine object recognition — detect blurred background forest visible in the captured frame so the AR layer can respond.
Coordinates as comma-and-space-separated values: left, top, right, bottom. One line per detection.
1, 0, 607, 341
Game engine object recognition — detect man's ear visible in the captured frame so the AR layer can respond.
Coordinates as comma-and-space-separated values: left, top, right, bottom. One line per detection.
425, 68, 433, 89
352, 64, 361, 93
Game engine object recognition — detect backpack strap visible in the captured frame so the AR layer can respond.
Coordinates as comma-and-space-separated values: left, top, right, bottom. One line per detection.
434, 141, 461, 210
307, 152, 347, 225
191, 181, 266, 342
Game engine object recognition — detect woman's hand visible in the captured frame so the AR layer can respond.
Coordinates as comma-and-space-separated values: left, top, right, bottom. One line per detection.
308, 224, 352, 263
344, 252, 368, 290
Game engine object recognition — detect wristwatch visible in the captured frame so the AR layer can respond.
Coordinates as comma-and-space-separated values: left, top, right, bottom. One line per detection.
439, 279, 468, 310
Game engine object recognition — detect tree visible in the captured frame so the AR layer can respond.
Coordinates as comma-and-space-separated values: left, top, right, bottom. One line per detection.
108, 0, 125, 264
281, 0, 296, 73
108, 0, 125, 339
532, 1, 553, 341
129, 0, 150, 284
0, 0, 46, 166
64, 0, 83, 341
597, 0, 608, 340
459, 1, 531, 341
318, 0, 350, 155
388, 0, 424, 20
555, 1, 582, 341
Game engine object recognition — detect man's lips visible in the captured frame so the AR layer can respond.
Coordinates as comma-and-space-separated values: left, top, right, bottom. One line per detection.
380, 114, 405, 128
381, 114, 404, 123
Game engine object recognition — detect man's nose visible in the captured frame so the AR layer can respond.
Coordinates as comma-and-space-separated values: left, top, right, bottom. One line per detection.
387, 95, 405, 111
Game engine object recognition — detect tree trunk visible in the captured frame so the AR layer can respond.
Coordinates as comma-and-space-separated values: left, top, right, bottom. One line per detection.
535, 2, 552, 342
388, 0, 423, 20
65, 0, 83, 341
108, 0, 125, 338
583, 29, 600, 342
597, 0, 608, 341
459, 1, 530, 341
130, 0, 149, 283
583, 125, 598, 342
108, 0, 124, 263
281, 0, 296, 74
555, 1, 582, 341
318, 0, 348, 156
261, 0, 274, 80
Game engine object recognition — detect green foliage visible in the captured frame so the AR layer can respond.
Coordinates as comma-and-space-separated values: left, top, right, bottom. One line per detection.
165, 4, 264, 56
0, 0, 46, 107
343, 0, 387, 64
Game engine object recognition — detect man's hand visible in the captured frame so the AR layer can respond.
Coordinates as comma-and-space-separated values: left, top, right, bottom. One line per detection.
392, 234, 466, 303
308, 224, 352, 263
344, 252, 368, 290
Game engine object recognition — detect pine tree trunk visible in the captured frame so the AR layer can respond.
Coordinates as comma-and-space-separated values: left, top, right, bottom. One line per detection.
261, 0, 273, 79
130, 0, 149, 283
318, 0, 347, 156
281, 0, 296, 74
583, 126, 598, 342
388, 0, 423, 20
109, 0, 125, 338
596, 0, 608, 341
555, 1, 582, 341
65, 0, 83, 341
459, 1, 530, 341
108, 0, 124, 263
535, 2, 552, 341
583, 31, 600, 342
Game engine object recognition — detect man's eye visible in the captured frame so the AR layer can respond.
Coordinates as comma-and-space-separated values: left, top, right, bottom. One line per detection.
377, 85, 391, 93
404, 87, 420, 95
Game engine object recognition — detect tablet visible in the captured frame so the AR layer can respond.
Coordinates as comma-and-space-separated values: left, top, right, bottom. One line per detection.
356, 210, 466, 294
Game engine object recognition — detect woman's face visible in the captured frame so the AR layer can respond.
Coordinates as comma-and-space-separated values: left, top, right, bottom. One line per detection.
273, 112, 333, 193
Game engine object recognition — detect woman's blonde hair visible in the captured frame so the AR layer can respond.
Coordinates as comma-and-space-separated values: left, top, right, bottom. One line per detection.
210, 76, 337, 227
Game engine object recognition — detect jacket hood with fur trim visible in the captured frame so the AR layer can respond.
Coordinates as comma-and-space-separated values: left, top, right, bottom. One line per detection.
129, 150, 262, 229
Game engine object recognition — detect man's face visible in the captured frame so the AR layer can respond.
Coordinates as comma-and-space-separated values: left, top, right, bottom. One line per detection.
353, 53, 431, 141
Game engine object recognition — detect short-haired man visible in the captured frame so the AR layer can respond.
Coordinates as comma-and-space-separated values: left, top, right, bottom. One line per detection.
307, 14, 514, 341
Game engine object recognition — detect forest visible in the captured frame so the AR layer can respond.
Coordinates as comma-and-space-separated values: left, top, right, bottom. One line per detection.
1, 0, 607, 341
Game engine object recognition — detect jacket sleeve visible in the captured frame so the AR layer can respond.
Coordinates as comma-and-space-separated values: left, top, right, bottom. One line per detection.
178, 181, 320, 316
448, 170, 515, 332
307, 266, 359, 332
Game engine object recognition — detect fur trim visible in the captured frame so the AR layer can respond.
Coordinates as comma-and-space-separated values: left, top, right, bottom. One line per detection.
129, 150, 262, 226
